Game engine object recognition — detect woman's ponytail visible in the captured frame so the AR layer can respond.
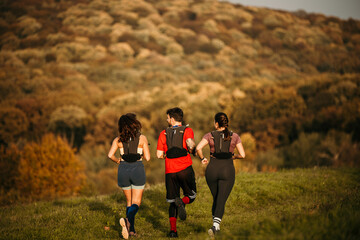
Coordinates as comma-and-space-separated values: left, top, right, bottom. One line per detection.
214, 112, 231, 141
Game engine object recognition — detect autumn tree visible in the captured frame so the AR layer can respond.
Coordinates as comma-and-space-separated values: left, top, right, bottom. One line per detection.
16, 133, 86, 200
0, 107, 28, 146
232, 86, 306, 150
48, 105, 89, 149
0, 144, 20, 193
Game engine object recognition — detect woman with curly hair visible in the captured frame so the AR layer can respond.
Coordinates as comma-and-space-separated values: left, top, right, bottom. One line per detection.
108, 113, 150, 239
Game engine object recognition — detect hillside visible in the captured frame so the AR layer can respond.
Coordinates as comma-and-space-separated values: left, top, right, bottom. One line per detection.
0, 168, 359, 239
0, 0, 360, 200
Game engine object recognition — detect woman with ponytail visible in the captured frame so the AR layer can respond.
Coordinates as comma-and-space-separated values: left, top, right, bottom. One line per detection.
108, 113, 150, 239
196, 112, 245, 237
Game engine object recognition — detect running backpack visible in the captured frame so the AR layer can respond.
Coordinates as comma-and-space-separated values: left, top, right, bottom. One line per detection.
121, 133, 142, 162
211, 131, 233, 159
165, 125, 188, 159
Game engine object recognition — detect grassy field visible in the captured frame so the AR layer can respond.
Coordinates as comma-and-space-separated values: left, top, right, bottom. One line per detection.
0, 168, 359, 240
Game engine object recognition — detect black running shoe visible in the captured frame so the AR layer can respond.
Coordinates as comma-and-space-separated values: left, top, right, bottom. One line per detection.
168, 230, 178, 238
175, 197, 186, 220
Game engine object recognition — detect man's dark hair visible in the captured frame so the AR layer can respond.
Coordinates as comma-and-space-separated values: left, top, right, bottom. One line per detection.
166, 107, 183, 122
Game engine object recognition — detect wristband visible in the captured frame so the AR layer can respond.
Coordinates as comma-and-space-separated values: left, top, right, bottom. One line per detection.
201, 157, 205, 160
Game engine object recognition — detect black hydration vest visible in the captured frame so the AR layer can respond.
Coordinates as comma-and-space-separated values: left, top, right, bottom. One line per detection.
210, 131, 233, 159
121, 133, 142, 162
165, 125, 188, 159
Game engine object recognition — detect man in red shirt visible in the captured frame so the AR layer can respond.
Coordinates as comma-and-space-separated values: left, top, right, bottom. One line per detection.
157, 107, 196, 238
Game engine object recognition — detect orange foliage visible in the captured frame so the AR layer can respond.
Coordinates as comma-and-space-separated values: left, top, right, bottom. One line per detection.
16, 134, 86, 200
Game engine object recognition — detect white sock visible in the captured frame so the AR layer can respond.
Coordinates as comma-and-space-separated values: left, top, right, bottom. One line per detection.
213, 217, 221, 231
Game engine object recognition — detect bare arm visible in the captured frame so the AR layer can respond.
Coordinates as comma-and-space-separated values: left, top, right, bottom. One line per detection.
157, 150, 165, 159
186, 138, 196, 154
233, 142, 246, 159
140, 135, 150, 161
196, 138, 209, 164
108, 138, 121, 164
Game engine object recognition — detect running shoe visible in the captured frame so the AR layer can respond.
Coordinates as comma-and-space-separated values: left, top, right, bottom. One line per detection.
120, 218, 130, 239
168, 230, 178, 238
175, 197, 186, 220
208, 226, 219, 238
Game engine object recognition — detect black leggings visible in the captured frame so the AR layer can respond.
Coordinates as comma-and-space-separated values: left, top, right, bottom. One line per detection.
205, 158, 235, 219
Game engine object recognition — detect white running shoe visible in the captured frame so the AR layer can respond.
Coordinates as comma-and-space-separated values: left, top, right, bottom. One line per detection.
120, 218, 129, 239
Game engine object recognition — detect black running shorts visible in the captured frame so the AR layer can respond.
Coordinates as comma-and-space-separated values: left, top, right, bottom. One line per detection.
165, 166, 197, 203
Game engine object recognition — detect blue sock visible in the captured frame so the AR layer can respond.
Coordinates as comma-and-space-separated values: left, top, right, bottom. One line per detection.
127, 204, 139, 232
126, 206, 130, 218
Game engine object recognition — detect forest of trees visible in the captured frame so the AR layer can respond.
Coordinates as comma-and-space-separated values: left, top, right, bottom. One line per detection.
0, 0, 359, 204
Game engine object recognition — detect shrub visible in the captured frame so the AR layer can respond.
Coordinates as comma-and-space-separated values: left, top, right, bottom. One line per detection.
282, 132, 322, 168
14, 48, 45, 66
234, 132, 257, 173
16, 134, 86, 200
51, 42, 106, 62
15, 97, 49, 140
78, 144, 110, 173
0, 32, 20, 50
15, 16, 42, 38
0, 107, 28, 145
199, 42, 220, 54
109, 10, 139, 28
0, 145, 20, 192
108, 42, 134, 61
166, 42, 183, 56
255, 149, 283, 171
92, 111, 119, 146
49, 105, 89, 149
0, 51, 25, 68
0, 80, 22, 102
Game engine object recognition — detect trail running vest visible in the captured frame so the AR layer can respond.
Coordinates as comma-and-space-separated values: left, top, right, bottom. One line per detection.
121, 133, 142, 162
165, 125, 188, 159
210, 131, 233, 159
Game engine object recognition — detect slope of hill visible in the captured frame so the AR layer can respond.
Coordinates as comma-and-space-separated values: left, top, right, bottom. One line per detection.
0, 168, 359, 239
1, 0, 360, 200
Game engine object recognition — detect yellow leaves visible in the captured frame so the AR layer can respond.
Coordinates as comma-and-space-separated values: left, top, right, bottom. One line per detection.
108, 43, 135, 61
16, 16, 42, 37
203, 19, 219, 33
16, 134, 86, 200
166, 42, 184, 56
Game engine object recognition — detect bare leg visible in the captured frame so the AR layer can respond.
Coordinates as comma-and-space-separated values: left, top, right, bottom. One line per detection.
122, 189, 132, 207
131, 189, 144, 206
127, 188, 144, 233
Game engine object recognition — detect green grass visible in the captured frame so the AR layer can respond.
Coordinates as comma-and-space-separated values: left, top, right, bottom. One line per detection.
1, 168, 359, 240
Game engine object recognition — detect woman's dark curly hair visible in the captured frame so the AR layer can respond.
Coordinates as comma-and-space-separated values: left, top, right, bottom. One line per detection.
118, 113, 142, 143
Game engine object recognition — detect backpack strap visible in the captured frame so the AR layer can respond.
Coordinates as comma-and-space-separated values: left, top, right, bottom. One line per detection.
210, 131, 233, 159
165, 125, 188, 159
121, 133, 142, 162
